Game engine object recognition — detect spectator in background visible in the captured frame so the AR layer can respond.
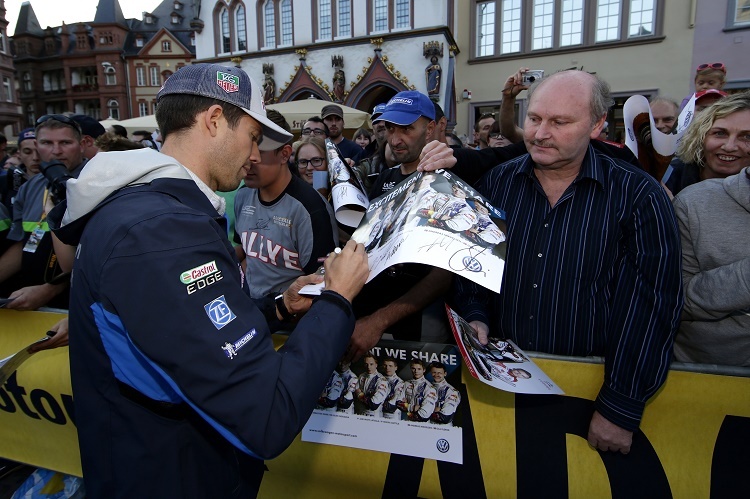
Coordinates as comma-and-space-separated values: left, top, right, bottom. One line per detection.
301, 116, 328, 138
71, 114, 106, 159
665, 91, 750, 197
429, 101, 448, 144
295, 135, 330, 198
474, 113, 495, 149
353, 127, 373, 149
95, 133, 146, 152
680, 62, 728, 111
487, 120, 513, 148
446, 132, 463, 148
107, 124, 128, 138
132, 130, 158, 149
649, 97, 680, 134
671, 167, 750, 367
322, 104, 362, 162
1, 128, 38, 214
694, 89, 728, 114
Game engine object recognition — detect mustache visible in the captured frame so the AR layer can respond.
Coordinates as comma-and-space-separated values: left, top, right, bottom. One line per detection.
529, 140, 556, 148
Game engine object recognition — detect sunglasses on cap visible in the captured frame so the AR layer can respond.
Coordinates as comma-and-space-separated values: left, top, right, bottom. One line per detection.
35, 114, 83, 133
696, 62, 726, 74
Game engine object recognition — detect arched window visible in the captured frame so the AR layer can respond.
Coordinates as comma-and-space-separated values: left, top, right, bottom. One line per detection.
107, 99, 119, 120
235, 5, 247, 51
220, 7, 231, 53
104, 65, 116, 85
264, 0, 276, 47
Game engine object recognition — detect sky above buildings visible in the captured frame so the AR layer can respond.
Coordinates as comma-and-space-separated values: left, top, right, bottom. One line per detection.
5, 0, 159, 34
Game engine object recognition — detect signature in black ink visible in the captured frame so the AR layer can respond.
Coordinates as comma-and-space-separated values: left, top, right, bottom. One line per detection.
417, 235, 455, 253
449, 244, 488, 275
251, 219, 271, 230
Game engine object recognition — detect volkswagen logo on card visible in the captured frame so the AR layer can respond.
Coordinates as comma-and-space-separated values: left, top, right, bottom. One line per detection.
436, 439, 450, 453
462, 256, 482, 272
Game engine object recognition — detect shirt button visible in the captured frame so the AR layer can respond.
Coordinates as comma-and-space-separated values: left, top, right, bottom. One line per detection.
529, 315, 534, 320
544, 223, 549, 228
532, 284, 538, 288
537, 253, 542, 258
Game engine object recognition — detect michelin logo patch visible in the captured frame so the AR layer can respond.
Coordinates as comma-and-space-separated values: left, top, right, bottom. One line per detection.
204, 295, 236, 329
222, 329, 257, 359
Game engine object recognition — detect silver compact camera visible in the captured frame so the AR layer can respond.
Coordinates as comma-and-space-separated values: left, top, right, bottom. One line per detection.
521, 70, 545, 84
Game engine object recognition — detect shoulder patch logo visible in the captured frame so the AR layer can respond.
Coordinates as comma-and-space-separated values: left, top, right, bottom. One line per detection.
222, 329, 257, 359
204, 295, 236, 329
180, 260, 218, 284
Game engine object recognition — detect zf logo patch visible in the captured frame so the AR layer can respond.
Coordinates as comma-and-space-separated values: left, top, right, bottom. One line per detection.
204, 295, 236, 329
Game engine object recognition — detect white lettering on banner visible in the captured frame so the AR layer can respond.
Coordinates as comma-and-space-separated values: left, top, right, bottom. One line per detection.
240, 232, 301, 270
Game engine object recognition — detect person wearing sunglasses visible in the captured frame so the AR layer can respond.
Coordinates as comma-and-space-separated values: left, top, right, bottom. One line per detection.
0, 114, 86, 311
233, 109, 338, 301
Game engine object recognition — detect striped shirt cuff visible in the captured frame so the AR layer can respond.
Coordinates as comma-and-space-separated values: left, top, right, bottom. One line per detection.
595, 384, 647, 432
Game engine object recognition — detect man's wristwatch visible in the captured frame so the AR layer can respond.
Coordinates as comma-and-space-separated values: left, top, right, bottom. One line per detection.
275, 293, 296, 321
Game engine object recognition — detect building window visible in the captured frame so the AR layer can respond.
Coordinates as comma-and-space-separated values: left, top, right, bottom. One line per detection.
2, 77, 12, 102
501, 0, 522, 54
221, 7, 231, 53
162, 40, 172, 51
728, 0, 750, 28
319, 0, 332, 39
145, 15, 154, 24
139, 101, 148, 116
26, 104, 35, 126
264, 0, 276, 47
596, 0, 620, 42
172, 15, 180, 24
23, 72, 32, 91
477, 1, 495, 56
104, 65, 116, 85
281, 0, 293, 45
190, 33, 196, 46
236, 5, 247, 51
395, 0, 410, 28
561, 0, 584, 46
174, 1, 182, 10
338, 0, 351, 37
136, 66, 145, 86
99, 32, 114, 45
0, 29, 6, 53
136, 37, 144, 47
150, 66, 160, 86
473, 0, 662, 59
628, 0, 654, 37
373, 0, 388, 31
108, 99, 119, 120
77, 34, 88, 49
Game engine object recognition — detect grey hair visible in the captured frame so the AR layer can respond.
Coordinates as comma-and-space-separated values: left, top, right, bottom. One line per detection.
528, 70, 614, 124
649, 96, 679, 112
677, 90, 750, 166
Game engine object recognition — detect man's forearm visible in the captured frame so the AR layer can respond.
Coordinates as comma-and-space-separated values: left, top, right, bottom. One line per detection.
499, 96, 524, 143
0, 241, 22, 284
370, 268, 452, 330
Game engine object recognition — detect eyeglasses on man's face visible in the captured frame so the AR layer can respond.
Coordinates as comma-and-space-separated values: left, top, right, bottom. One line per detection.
301, 128, 326, 136
297, 157, 325, 168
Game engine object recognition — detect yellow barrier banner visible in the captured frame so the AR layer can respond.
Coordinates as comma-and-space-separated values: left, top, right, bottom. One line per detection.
1, 309, 749, 497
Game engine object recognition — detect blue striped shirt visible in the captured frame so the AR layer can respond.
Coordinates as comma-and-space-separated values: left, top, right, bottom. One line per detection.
455, 145, 683, 431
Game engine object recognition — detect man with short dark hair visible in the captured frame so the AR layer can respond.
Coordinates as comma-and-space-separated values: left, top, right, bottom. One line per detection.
347, 90, 453, 360
354, 353, 389, 417
0, 115, 87, 310
453, 70, 683, 454
429, 362, 460, 426
49, 63, 369, 498
70, 114, 105, 159
322, 104, 362, 162
397, 359, 437, 422
474, 113, 495, 149
301, 116, 329, 138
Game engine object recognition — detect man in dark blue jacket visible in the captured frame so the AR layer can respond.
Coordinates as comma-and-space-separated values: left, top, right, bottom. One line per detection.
51, 64, 369, 498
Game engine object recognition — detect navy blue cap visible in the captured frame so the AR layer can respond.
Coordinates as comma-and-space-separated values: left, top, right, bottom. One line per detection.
379, 91, 436, 126
71, 115, 106, 139
17, 128, 35, 145
156, 63, 293, 150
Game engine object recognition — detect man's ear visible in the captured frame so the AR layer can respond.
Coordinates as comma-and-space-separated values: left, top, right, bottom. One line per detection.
81, 136, 94, 149
279, 144, 293, 163
203, 104, 225, 137
590, 114, 607, 140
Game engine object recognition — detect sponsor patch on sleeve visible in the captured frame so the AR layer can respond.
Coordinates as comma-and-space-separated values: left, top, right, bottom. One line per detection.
222, 329, 257, 359
204, 295, 236, 330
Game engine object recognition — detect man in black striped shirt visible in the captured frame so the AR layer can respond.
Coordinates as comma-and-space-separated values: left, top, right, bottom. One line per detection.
453, 70, 683, 454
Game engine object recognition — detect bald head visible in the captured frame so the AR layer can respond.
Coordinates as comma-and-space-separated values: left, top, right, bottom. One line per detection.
529, 70, 613, 125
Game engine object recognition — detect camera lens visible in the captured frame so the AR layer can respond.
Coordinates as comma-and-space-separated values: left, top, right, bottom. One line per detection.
528, 76, 536, 82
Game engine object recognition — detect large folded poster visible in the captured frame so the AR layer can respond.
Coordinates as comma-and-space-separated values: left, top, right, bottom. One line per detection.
446, 305, 563, 395
302, 340, 464, 464
351, 170, 507, 293
326, 138, 369, 227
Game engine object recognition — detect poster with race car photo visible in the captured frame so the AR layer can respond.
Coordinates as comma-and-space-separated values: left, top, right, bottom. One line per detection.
302, 340, 464, 464
351, 170, 507, 293
447, 305, 563, 395
326, 138, 369, 228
